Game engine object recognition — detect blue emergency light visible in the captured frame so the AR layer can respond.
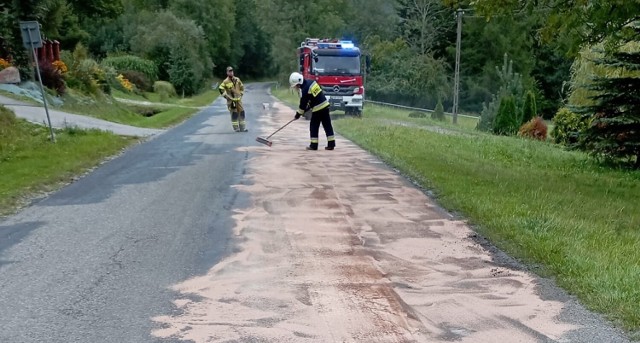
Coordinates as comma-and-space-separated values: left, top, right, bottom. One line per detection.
340, 41, 355, 49
318, 40, 356, 49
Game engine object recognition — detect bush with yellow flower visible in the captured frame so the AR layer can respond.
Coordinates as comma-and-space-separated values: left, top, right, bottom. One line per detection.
0, 58, 11, 71
52, 60, 68, 74
116, 74, 134, 92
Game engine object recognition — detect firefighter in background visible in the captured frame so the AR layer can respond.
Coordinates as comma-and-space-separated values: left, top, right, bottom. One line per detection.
289, 72, 335, 150
218, 66, 247, 132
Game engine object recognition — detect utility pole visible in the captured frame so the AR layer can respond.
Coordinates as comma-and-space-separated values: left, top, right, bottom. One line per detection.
452, 8, 464, 125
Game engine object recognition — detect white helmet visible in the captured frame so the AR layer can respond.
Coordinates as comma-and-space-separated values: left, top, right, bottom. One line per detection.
289, 72, 303, 87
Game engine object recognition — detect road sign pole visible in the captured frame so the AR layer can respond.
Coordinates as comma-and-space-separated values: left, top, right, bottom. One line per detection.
22, 22, 55, 143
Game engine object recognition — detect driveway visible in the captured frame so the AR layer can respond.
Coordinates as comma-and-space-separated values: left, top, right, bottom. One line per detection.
0, 94, 164, 137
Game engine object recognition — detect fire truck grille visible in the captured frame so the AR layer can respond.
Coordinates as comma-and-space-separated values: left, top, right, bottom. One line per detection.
322, 85, 358, 96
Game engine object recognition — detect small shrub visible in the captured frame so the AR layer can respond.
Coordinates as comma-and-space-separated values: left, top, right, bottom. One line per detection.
121, 70, 151, 92
493, 95, 519, 135
431, 99, 445, 121
408, 111, 427, 118
518, 116, 548, 140
551, 107, 590, 147
477, 94, 500, 132
37, 60, 66, 95
153, 81, 177, 101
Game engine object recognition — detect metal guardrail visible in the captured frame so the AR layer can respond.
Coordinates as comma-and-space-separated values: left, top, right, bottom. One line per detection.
364, 99, 479, 119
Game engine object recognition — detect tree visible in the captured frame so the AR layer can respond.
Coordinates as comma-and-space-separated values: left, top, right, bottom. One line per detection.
229, 0, 273, 79
521, 90, 537, 124
397, 0, 448, 55
471, 0, 640, 55
129, 10, 211, 95
169, 0, 235, 74
493, 95, 519, 135
66, 0, 123, 18
578, 46, 640, 168
477, 53, 524, 132
365, 37, 450, 108
342, 0, 399, 42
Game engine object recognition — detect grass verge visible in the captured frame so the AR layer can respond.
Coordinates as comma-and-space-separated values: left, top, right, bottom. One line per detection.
58, 94, 198, 129
272, 88, 640, 336
1, 105, 137, 216
111, 88, 219, 108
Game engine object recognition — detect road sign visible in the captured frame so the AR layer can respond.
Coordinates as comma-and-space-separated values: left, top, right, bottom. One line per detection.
20, 21, 43, 50
19, 21, 55, 143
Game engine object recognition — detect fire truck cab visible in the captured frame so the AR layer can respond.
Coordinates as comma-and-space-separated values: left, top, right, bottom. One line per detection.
297, 38, 364, 117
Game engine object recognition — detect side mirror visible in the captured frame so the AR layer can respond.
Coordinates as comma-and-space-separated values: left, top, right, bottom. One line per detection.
299, 54, 305, 72
365, 55, 371, 73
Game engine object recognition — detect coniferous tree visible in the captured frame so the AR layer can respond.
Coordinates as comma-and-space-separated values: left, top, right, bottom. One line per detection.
521, 90, 537, 125
579, 42, 640, 168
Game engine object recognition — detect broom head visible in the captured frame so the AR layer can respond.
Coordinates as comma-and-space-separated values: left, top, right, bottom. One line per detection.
255, 136, 272, 147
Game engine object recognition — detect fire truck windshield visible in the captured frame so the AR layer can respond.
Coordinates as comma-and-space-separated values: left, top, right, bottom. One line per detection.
313, 56, 360, 76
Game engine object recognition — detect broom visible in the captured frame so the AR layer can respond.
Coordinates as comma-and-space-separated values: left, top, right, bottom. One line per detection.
256, 117, 298, 147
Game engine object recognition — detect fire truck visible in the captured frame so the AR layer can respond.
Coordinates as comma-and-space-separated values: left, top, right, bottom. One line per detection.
296, 38, 365, 117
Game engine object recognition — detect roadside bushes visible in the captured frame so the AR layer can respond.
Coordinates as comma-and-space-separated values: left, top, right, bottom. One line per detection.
38, 61, 66, 95
61, 44, 110, 96
431, 99, 445, 121
101, 55, 158, 84
120, 70, 151, 92
551, 107, 590, 147
518, 117, 547, 140
153, 81, 177, 101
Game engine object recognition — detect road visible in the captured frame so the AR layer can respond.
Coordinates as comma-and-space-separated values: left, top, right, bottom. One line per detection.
0, 83, 632, 342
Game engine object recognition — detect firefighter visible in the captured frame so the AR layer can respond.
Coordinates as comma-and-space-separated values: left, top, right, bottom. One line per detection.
289, 72, 336, 150
218, 66, 247, 132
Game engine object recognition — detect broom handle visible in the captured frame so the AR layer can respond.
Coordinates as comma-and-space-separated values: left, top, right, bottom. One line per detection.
266, 118, 297, 139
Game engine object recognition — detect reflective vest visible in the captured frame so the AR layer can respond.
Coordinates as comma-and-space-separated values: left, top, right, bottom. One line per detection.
296, 80, 329, 115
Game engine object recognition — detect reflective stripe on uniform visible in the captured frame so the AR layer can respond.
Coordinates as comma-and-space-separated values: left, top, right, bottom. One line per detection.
297, 108, 305, 115
310, 138, 319, 143
327, 135, 335, 141
312, 100, 329, 112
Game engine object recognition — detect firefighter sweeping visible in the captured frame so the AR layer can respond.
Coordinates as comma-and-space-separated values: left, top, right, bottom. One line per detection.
289, 72, 336, 150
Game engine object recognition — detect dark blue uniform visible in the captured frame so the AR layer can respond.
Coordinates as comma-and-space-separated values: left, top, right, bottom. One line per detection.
296, 79, 335, 150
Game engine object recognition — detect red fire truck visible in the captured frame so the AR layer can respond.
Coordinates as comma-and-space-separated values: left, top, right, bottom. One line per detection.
296, 38, 365, 117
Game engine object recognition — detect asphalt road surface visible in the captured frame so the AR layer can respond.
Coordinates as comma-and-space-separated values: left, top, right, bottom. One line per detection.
0, 83, 632, 342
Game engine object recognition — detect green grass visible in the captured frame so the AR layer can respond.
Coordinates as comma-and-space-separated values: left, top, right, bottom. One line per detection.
112, 87, 219, 108
59, 98, 198, 129
0, 105, 136, 216
272, 88, 640, 336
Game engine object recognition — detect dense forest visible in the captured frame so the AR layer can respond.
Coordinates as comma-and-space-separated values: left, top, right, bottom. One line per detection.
1, 0, 639, 166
